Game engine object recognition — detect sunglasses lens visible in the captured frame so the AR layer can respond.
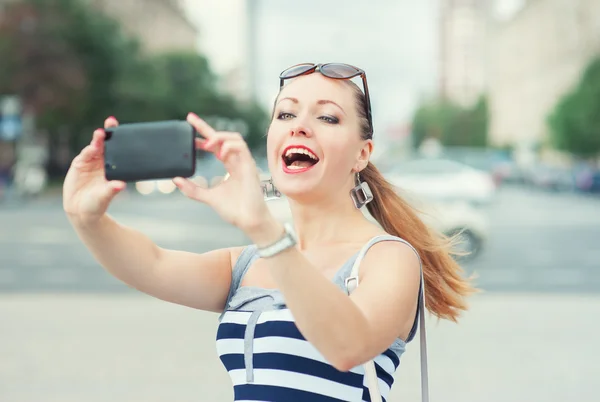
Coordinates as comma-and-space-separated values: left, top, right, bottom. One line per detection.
280, 63, 315, 79
320, 63, 361, 79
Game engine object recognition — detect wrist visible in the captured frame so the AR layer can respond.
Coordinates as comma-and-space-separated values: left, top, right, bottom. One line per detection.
245, 215, 286, 248
68, 213, 109, 231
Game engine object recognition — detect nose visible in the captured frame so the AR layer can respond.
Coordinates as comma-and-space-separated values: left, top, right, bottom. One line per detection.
290, 123, 313, 138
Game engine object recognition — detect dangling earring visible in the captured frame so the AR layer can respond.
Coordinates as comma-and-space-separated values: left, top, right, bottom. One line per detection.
350, 171, 373, 209
261, 177, 281, 201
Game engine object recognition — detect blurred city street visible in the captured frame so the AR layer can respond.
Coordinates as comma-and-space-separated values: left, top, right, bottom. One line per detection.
1, 0, 599, 401
1, 185, 599, 402
1, 185, 599, 294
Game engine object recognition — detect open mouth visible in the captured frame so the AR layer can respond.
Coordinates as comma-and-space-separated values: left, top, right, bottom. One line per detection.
282, 147, 320, 171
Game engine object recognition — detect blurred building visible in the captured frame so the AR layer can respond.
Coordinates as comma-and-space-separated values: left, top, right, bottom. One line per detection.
438, 0, 491, 108
181, 0, 251, 100
487, 0, 600, 148
91, 0, 198, 54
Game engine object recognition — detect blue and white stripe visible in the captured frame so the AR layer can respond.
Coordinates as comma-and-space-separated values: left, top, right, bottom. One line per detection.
215, 239, 418, 402
217, 308, 404, 401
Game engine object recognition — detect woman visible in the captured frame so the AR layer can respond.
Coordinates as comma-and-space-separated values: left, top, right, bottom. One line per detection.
63, 63, 475, 401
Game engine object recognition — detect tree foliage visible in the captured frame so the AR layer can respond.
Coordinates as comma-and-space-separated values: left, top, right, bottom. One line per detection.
0, 0, 269, 162
411, 96, 489, 149
548, 56, 600, 159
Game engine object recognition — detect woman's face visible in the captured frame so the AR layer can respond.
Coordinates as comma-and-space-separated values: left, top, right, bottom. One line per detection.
266, 73, 372, 203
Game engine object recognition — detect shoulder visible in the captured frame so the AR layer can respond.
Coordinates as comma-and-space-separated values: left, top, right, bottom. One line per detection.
359, 236, 421, 280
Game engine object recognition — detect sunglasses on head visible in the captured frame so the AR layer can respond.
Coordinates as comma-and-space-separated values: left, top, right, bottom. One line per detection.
278, 63, 373, 135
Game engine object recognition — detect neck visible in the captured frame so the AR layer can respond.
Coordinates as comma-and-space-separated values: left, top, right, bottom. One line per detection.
288, 191, 372, 250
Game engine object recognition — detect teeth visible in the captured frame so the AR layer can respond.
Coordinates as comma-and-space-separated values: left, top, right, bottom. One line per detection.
284, 147, 318, 160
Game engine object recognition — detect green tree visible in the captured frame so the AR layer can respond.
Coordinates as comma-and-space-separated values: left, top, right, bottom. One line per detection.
411, 96, 488, 148
145, 52, 270, 149
0, 0, 270, 162
548, 56, 600, 159
0, 0, 142, 150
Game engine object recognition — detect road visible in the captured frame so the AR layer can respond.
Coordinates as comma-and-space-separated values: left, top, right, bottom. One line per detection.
0, 185, 599, 294
0, 185, 599, 402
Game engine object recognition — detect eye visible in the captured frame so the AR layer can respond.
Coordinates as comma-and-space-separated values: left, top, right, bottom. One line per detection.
319, 115, 339, 124
277, 112, 295, 120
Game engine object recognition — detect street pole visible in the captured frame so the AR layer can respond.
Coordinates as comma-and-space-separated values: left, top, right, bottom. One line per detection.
246, 0, 258, 102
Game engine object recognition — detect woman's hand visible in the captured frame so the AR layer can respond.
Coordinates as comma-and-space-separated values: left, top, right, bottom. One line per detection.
174, 113, 278, 238
63, 117, 126, 225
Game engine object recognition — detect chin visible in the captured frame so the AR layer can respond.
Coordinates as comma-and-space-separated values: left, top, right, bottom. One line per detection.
275, 180, 318, 200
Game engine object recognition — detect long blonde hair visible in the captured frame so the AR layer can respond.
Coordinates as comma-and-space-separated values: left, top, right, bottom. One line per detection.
347, 81, 477, 321
272, 77, 477, 322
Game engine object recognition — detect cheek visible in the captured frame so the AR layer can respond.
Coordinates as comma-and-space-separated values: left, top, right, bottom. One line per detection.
323, 142, 355, 172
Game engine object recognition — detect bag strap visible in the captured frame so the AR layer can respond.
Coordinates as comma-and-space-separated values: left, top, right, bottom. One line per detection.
345, 235, 429, 402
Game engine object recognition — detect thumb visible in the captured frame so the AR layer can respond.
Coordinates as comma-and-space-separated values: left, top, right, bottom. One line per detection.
99, 180, 126, 203
173, 177, 211, 204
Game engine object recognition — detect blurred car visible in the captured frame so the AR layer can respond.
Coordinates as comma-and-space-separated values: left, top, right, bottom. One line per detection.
407, 199, 488, 260
574, 166, 600, 193
264, 180, 489, 261
524, 164, 575, 192
384, 158, 497, 206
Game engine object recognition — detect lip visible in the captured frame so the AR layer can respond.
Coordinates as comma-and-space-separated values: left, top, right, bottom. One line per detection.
281, 144, 319, 158
281, 144, 320, 175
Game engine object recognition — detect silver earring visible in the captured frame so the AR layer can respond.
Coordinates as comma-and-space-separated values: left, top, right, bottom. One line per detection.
261, 177, 281, 201
350, 172, 373, 209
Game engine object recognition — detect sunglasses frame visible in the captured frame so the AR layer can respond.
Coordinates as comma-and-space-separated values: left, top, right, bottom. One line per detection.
279, 63, 373, 135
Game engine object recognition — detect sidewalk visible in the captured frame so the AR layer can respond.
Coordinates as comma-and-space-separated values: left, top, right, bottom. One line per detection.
0, 292, 598, 402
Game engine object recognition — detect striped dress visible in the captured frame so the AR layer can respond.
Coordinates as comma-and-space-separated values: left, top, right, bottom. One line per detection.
216, 236, 421, 402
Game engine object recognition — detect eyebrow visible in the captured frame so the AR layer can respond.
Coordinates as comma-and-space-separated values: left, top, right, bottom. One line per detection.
277, 97, 346, 115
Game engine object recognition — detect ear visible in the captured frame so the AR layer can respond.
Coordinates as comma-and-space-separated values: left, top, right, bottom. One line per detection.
354, 140, 373, 172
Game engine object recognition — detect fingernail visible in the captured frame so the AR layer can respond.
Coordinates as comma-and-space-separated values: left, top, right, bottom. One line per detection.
187, 112, 198, 119
108, 116, 115, 120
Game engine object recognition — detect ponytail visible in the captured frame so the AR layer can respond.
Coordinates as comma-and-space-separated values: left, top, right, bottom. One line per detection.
271, 77, 476, 321
361, 162, 476, 322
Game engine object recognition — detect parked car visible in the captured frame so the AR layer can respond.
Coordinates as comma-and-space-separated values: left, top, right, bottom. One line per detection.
574, 166, 600, 193
264, 181, 489, 261
384, 158, 497, 206
405, 198, 488, 261
524, 164, 575, 192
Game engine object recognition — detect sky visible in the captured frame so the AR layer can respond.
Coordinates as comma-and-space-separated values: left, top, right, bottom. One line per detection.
183, 0, 438, 133
182, 0, 525, 134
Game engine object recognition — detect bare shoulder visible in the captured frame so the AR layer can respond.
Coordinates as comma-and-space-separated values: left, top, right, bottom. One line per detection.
348, 236, 422, 342
359, 237, 421, 279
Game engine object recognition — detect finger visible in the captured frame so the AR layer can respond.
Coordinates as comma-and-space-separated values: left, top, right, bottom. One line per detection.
173, 177, 211, 204
202, 133, 244, 154
104, 116, 119, 129
218, 141, 248, 162
90, 129, 105, 150
187, 112, 216, 139
73, 145, 97, 165
97, 180, 127, 204
106, 180, 126, 194
194, 137, 207, 150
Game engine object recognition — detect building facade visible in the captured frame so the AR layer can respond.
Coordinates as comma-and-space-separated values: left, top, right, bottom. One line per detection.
91, 0, 198, 54
438, 0, 490, 108
487, 0, 600, 148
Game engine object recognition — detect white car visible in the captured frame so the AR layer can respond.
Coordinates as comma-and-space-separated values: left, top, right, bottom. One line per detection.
385, 158, 497, 206
264, 186, 489, 261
